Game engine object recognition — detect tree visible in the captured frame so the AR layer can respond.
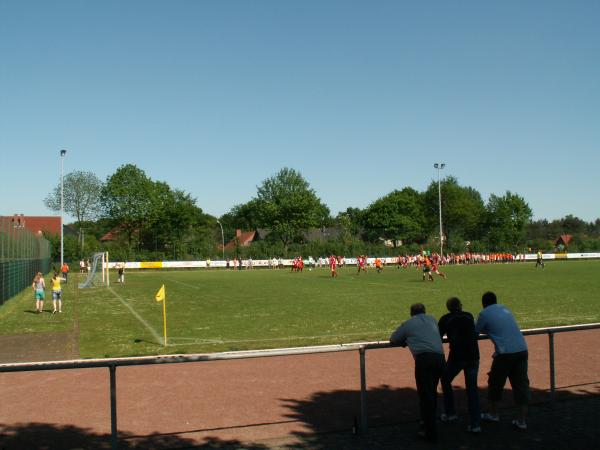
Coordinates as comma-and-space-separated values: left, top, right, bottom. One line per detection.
334, 207, 364, 244
219, 199, 263, 241
485, 191, 532, 251
424, 176, 486, 243
146, 182, 209, 259
361, 188, 427, 246
255, 168, 330, 254
559, 214, 587, 235
45, 170, 104, 248
101, 164, 154, 249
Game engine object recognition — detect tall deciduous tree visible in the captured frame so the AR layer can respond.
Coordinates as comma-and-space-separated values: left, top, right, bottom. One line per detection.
219, 199, 263, 240
424, 176, 486, 242
255, 168, 330, 254
147, 182, 208, 259
101, 164, 154, 248
485, 191, 532, 251
361, 188, 427, 246
45, 170, 104, 246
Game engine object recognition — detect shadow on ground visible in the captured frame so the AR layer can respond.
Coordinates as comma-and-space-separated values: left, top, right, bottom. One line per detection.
1, 384, 599, 449
278, 383, 600, 449
0, 422, 270, 450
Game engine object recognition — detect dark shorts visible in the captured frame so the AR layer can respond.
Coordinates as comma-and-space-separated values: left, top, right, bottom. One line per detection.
488, 351, 530, 405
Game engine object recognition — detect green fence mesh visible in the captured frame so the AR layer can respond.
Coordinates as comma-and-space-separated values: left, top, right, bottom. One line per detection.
0, 218, 52, 306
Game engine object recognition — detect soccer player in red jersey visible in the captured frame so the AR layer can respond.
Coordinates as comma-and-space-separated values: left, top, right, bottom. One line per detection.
329, 255, 338, 277
357, 255, 368, 274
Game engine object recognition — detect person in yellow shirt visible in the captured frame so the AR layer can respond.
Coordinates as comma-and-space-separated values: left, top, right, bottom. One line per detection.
51, 272, 64, 314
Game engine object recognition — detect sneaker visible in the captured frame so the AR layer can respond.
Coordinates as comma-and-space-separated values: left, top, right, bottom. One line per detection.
52, 310, 57, 314
512, 419, 527, 430
440, 413, 458, 422
481, 412, 500, 422
466, 425, 482, 434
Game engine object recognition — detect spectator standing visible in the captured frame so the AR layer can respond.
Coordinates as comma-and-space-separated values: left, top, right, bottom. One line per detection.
476, 291, 530, 430
390, 303, 445, 443
32, 272, 46, 313
438, 297, 481, 433
117, 263, 125, 283
79, 259, 85, 273
61, 262, 70, 284
51, 272, 63, 313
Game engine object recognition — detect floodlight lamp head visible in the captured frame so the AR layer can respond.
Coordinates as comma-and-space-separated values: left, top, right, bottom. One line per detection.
440, 163, 445, 169
60, 149, 67, 157
434, 163, 439, 169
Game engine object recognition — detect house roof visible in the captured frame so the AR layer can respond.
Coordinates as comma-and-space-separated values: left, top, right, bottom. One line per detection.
100, 225, 140, 242
556, 234, 573, 245
1, 215, 61, 236
224, 230, 256, 249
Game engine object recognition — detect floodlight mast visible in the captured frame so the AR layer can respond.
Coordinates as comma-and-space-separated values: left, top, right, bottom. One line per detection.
434, 163, 445, 257
60, 149, 67, 268
216, 220, 225, 261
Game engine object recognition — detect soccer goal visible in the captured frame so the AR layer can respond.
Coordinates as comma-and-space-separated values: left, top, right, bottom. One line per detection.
78, 252, 110, 289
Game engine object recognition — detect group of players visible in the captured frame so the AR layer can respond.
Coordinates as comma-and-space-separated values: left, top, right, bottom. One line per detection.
323, 254, 441, 279
293, 249, 539, 280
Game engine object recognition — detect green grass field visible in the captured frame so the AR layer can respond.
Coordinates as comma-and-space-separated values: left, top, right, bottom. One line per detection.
2, 261, 600, 359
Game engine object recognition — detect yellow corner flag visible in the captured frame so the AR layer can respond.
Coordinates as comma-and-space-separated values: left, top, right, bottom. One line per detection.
155, 284, 165, 302
155, 285, 167, 346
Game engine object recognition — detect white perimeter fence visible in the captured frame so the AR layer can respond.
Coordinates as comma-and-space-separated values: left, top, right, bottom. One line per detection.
1, 323, 599, 449
107, 252, 600, 270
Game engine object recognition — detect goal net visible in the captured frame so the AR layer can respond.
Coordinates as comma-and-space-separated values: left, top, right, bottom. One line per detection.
78, 252, 109, 289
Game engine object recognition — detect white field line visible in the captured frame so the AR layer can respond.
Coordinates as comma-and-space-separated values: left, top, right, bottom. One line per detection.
164, 278, 201, 289
108, 287, 163, 345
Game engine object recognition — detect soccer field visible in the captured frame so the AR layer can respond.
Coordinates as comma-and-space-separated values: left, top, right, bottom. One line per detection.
2, 260, 600, 359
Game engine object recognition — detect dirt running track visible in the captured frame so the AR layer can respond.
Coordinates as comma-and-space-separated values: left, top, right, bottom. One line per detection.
1, 330, 599, 449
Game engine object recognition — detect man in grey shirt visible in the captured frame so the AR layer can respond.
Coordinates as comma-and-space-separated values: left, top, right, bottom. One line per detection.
390, 303, 445, 443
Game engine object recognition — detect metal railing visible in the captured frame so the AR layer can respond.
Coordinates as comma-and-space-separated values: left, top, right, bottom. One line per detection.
1, 322, 599, 449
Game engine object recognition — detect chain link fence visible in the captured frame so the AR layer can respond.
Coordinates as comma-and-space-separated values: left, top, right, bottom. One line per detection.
0, 217, 52, 306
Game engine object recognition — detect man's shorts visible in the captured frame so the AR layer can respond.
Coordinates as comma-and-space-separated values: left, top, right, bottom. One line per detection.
52, 290, 62, 301
488, 351, 530, 405
35, 289, 45, 300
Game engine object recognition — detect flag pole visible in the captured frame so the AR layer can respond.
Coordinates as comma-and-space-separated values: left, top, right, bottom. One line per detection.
162, 296, 167, 346
155, 284, 168, 346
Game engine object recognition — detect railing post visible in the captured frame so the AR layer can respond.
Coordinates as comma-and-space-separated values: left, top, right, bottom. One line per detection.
548, 331, 556, 402
109, 365, 118, 450
359, 346, 368, 434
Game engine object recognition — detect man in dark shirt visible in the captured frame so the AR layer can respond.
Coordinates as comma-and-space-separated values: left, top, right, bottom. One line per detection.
438, 297, 481, 433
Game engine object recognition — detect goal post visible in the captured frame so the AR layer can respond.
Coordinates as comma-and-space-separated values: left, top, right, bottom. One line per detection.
78, 252, 109, 289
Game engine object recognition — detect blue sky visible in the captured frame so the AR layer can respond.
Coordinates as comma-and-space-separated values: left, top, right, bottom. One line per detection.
1, 1, 599, 222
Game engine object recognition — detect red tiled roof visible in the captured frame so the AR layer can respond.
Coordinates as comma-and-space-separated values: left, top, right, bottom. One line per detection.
557, 234, 573, 245
224, 230, 256, 249
1, 215, 61, 236
100, 225, 140, 242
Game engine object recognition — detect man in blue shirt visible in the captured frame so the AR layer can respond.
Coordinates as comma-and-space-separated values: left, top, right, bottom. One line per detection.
476, 291, 530, 430
390, 303, 445, 443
